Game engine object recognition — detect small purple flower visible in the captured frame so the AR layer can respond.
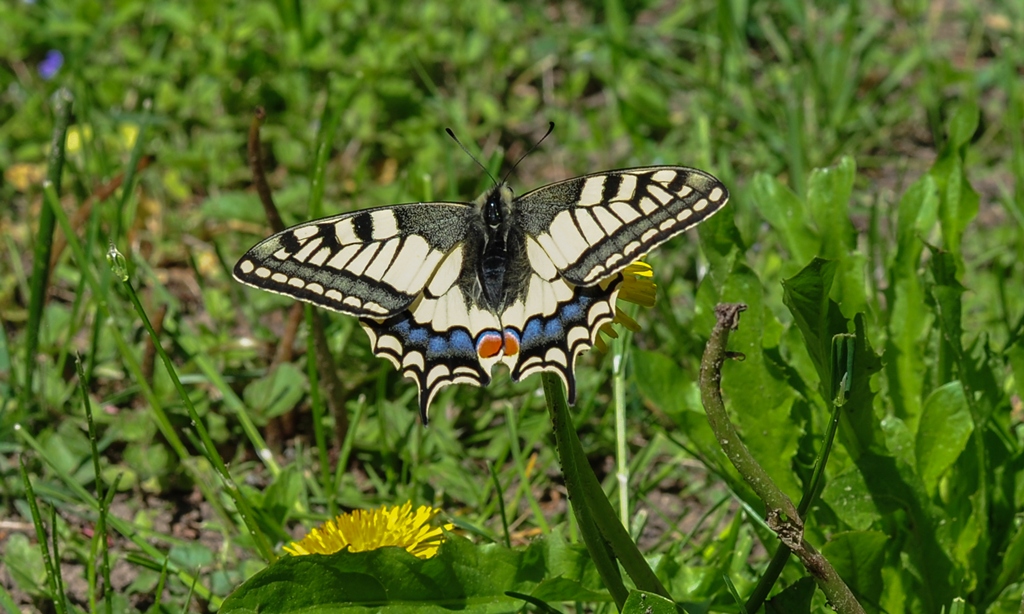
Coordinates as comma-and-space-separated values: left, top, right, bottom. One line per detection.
38, 50, 63, 80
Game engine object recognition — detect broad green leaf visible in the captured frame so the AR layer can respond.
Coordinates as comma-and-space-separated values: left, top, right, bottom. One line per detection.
806, 158, 868, 318
751, 173, 819, 264
632, 349, 745, 497
929, 102, 980, 257
258, 465, 305, 541
123, 441, 171, 481
170, 542, 215, 569
221, 533, 604, 613
820, 530, 887, 607
698, 202, 744, 288
807, 156, 855, 259
39, 422, 91, 478
632, 349, 699, 419
928, 249, 965, 359
994, 520, 1024, 591
880, 565, 909, 614
242, 362, 307, 425
201, 191, 263, 223
894, 175, 939, 260
820, 466, 881, 531
837, 315, 884, 456
2, 533, 47, 596
885, 175, 939, 429
947, 102, 980, 150
1007, 341, 1024, 402
915, 381, 972, 496
621, 590, 677, 614
766, 577, 816, 613
844, 453, 956, 610
529, 576, 608, 603
721, 263, 803, 501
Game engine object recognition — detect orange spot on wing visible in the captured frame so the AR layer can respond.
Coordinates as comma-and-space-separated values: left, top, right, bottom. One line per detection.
503, 331, 520, 356
477, 332, 504, 358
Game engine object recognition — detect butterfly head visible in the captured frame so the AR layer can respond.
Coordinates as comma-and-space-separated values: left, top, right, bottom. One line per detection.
479, 183, 515, 228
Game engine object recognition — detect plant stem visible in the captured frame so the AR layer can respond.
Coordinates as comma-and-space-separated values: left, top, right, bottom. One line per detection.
21, 87, 72, 413
699, 304, 864, 613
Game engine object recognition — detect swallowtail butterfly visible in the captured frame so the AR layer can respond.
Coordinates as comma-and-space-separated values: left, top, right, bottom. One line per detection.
234, 165, 728, 422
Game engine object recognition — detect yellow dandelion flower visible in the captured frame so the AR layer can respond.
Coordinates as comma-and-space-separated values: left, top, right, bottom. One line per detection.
595, 261, 657, 353
284, 502, 454, 559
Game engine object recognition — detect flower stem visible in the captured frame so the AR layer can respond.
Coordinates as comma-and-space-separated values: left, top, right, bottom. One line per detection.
543, 373, 672, 608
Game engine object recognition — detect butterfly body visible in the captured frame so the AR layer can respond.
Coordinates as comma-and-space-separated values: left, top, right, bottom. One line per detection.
235, 166, 728, 421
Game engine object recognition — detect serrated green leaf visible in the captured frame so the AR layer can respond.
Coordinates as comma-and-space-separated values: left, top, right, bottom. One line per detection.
839, 314, 885, 455
886, 175, 939, 428
929, 102, 980, 257
781, 257, 845, 388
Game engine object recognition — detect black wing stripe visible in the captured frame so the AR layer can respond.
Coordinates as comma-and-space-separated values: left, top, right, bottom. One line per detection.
352, 214, 374, 242
600, 173, 623, 205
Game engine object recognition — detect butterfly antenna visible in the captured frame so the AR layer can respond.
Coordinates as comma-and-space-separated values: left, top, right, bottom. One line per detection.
503, 121, 555, 184
446, 128, 499, 187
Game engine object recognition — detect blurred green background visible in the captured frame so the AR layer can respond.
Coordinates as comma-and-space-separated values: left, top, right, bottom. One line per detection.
2, 0, 1023, 612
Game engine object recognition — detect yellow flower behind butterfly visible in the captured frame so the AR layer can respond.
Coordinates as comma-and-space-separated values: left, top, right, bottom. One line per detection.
596, 261, 657, 352
284, 502, 454, 559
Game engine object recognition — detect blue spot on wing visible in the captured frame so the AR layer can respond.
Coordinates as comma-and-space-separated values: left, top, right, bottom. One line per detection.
428, 336, 448, 356
559, 301, 583, 320
450, 329, 474, 352
409, 327, 428, 344
523, 318, 544, 343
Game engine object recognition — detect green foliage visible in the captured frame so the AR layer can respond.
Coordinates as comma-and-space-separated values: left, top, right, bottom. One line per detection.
221, 534, 605, 613
4, 0, 1024, 612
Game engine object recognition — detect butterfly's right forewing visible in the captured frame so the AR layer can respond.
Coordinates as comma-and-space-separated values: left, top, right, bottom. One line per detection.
513, 167, 729, 286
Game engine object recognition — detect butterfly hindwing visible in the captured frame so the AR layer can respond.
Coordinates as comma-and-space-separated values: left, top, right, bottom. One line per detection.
360, 235, 503, 420
233, 203, 476, 318
513, 166, 728, 285
502, 275, 623, 404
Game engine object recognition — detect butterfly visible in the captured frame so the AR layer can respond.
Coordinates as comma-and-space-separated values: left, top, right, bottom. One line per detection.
234, 165, 728, 422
